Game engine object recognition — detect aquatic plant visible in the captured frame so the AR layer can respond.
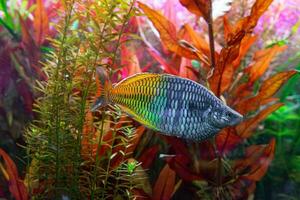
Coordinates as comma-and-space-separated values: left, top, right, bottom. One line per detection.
131, 0, 298, 199
0, 0, 57, 192
0, 148, 28, 200
253, 64, 300, 199
0, 0, 299, 199
24, 0, 146, 199
0, 0, 58, 197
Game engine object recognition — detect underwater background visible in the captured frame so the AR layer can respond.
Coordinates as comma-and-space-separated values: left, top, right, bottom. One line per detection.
0, 0, 299, 199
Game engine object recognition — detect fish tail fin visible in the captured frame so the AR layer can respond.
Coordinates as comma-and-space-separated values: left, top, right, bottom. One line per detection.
91, 67, 112, 112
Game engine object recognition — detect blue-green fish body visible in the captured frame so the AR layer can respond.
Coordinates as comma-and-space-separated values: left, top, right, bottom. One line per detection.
92, 68, 243, 141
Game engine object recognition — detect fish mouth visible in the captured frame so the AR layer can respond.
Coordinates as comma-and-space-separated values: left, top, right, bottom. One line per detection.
228, 109, 244, 126
230, 112, 243, 126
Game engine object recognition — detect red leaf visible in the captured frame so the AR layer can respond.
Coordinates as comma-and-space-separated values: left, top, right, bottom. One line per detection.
209, 43, 240, 95
232, 34, 257, 69
248, 0, 274, 29
120, 44, 141, 79
179, 58, 198, 81
257, 70, 298, 100
236, 103, 284, 138
34, 0, 49, 45
182, 24, 211, 66
166, 155, 202, 181
81, 111, 98, 159
216, 127, 242, 154
19, 14, 46, 80
19, 15, 36, 48
223, 15, 233, 42
153, 164, 176, 200
165, 136, 191, 160
198, 140, 215, 160
234, 138, 276, 181
0, 149, 28, 200
138, 2, 198, 60
227, 0, 273, 44
16, 80, 34, 114
230, 177, 256, 199
179, 0, 210, 22
236, 70, 298, 114
146, 48, 178, 75
138, 145, 159, 169
245, 45, 287, 84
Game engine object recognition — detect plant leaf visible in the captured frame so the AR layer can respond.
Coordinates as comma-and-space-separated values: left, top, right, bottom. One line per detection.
0, 149, 28, 200
126, 126, 146, 154
19, 14, 46, 80
232, 34, 257, 69
183, 24, 211, 65
236, 103, 284, 138
138, 145, 159, 169
223, 15, 233, 42
227, 0, 273, 44
166, 155, 202, 181
179, 58, 198, 81
179, 0, 210, 22
146, 47, 179, 74
0, 0, 14, 31
236, 70, 298, 114
234, 138, 276, 181
19, 14, 36, 50
138, 2, 198, 60
209, 43, 240, 95
245, 45, 287, 84
34, 0, 49, 45
216, 127, 242, 154
120, 44, 141, 79
16, 80, 34, 114
153, 164, 176, 200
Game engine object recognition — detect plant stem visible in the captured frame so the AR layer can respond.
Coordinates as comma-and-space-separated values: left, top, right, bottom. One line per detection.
207, 0, 216, 74
207, 0, 222, 189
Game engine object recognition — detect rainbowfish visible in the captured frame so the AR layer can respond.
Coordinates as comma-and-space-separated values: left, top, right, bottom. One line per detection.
91, 68, 243, 141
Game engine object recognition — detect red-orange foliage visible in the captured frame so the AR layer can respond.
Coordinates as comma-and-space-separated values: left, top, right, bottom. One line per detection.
134, 0, 298, 199
0, 149, 28, 200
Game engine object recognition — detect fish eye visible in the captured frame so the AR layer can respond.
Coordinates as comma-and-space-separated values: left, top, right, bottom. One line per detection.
226, 112, 232, 118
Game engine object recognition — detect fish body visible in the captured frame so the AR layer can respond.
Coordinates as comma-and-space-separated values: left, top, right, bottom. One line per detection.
92, 68, 243, 141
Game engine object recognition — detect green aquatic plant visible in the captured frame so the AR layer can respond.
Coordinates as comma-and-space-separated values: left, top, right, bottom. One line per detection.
24, 0, 144, 199
254, 67, 300, 199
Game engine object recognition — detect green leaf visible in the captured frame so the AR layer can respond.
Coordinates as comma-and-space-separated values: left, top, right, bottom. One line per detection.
288, 156, 300, 183
0, 0, 14, 30
127, 160, 137, 174
266, 39, 288, 48
191, 60, 201, 69
292, 19, 300, 35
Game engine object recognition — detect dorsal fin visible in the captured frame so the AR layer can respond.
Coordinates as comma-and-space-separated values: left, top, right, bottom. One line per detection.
114, 73, 160, 87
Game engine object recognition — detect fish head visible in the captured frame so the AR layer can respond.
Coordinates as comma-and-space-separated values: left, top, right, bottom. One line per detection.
209, 105, 243, 128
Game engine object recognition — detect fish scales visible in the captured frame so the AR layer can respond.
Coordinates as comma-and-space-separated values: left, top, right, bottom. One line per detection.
92, 69, 243, 141
109, 75, 219, 140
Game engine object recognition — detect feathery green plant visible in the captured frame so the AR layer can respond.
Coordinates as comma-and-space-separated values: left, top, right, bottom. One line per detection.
24, 0, 142, 199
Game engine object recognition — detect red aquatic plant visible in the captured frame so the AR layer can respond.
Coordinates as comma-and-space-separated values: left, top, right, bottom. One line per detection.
0, 0, 59, 149
0, 0, 60, 198
0, 149, 28, 200
132, 0, 298, 199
